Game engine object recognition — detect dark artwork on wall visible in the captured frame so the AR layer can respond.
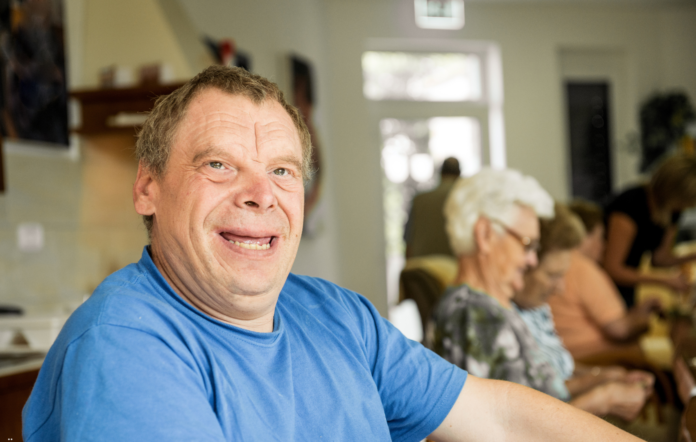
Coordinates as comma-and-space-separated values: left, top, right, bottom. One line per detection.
203, 36, 252, 72
565, 82, 613, 204
291, 54, 323, 237
0, 0, 69, 146
639, 92, 694, 172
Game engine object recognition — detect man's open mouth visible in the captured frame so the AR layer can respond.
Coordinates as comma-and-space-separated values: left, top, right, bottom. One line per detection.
220, 232, 275, 250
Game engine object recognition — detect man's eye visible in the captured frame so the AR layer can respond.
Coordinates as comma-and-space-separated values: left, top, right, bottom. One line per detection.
209, 162, 224, 169
273, 168, 289, 176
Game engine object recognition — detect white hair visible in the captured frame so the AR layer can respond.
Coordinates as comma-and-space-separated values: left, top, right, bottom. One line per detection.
444, 167, 554, 256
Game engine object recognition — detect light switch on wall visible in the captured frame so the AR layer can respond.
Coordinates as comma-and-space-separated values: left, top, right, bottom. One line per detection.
17, 223, 44, 252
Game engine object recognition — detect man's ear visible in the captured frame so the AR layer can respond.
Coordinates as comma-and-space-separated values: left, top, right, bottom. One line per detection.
473, 216, 494, 255
133, 162, 158, 216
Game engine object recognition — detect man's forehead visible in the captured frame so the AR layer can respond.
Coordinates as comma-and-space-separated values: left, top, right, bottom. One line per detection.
176, 88, 301, 148
185, 88, 284, 120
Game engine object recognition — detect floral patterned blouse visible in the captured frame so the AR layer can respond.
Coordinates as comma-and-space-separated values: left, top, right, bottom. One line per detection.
430, 284, 569, 401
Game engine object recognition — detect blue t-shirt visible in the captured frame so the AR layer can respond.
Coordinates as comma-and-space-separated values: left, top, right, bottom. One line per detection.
23, 248, 466, 441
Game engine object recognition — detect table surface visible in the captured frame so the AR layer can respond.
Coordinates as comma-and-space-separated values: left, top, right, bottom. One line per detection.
634, 242, 696, 368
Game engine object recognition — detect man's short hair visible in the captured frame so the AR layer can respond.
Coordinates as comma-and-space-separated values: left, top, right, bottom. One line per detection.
441, 157, 461, 177
136, 65, 313, 236
538, 203, 586, 261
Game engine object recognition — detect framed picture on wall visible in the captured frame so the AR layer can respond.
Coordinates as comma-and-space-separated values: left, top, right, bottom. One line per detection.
289, 54, 324, 237
0, 0, 69, 147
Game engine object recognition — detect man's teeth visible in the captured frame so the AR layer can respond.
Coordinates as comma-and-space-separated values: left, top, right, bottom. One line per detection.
230, 240, 270, 250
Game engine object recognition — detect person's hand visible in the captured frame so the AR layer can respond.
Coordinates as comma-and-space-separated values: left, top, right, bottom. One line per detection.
605, 382, 649, 421
596, 365, 626, 383
662, 273, 692, 293
635, 298, 662, 315
624, 370, 655, 394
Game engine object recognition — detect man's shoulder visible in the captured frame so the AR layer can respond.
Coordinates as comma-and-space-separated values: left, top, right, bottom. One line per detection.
410, 191, 432, 207
283, 273, 356, 297
58, 260, 185, 347
413, 181, 453, 202
279, 274, 387, 339
280, 274, 372, 316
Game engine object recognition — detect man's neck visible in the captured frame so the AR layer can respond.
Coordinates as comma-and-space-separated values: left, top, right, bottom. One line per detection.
148, 245, 277, 333
439, 175, 458, 186
455, 254, 511, 308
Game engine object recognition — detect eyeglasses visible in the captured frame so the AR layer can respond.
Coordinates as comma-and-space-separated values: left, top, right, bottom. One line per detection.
490, 219, 540, 254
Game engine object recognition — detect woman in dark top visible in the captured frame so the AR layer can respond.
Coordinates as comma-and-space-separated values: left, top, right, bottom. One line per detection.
604, 153, 696, 307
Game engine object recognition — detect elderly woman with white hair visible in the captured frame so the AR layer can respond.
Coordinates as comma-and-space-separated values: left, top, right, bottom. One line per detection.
430, 168, 562, 397
430, 169, 651, 421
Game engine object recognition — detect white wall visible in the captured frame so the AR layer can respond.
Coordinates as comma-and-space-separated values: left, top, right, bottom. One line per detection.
659, 6, 696, 102
80, 0, 196, 87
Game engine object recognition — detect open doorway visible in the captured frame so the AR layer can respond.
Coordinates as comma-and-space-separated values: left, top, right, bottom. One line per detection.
565, 82, 613, 204
361, 40, 505, 339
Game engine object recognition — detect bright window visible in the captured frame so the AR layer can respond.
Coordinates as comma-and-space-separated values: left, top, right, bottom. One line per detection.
362, 51, 482, 102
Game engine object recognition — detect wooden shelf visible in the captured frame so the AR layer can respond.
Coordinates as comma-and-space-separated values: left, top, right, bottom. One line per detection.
70, 83, 185, 135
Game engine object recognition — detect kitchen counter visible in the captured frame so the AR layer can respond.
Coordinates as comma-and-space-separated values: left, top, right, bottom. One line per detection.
0, 349, 44, 377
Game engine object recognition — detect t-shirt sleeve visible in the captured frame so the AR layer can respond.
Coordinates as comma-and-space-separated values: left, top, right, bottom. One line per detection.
353, 294, 467, 442
576, 256, 626, 326
24, 325, 226, 442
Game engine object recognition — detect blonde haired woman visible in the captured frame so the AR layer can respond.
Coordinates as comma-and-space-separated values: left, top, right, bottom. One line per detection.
604, 153, 696, 307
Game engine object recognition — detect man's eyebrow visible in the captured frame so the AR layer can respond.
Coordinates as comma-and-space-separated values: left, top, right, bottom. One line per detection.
273, 155, 303, 172
192, 148, 302, 173
191, 146, 227, 164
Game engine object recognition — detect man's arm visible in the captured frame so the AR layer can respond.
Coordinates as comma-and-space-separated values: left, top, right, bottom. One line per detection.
568, 381, 648, 421
565, 365, 626, 395
28, 325, 227, 441
428, 376, 643, 442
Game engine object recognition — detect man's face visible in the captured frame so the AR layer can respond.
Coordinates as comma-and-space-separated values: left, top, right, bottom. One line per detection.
515, 249, 572, 309
135, 89, 304, 316
487, 205, 540, 300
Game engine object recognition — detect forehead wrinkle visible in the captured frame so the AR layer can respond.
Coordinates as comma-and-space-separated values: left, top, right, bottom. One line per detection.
180, 109, 257, 162
253, 119, 300, 158
199, 111, 254, 133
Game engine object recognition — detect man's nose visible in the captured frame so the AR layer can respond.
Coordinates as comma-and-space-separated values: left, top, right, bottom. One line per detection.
234, 170, 277, 210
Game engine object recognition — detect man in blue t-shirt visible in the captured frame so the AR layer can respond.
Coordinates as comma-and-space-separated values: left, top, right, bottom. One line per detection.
24, 66, 640, 441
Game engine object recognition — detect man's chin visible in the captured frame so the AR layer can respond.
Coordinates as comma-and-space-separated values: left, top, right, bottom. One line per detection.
222, 269, 287, 298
